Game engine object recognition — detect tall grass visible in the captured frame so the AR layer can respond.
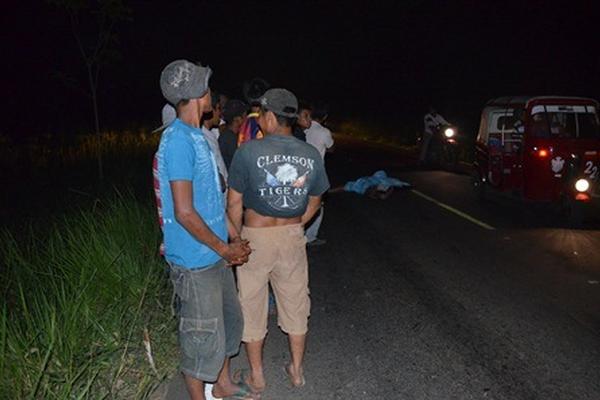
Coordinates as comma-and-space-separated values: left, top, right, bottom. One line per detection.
0, 194, 177, 399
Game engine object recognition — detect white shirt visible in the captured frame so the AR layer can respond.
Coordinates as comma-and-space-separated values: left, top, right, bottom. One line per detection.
424, 112, 449, 135
201, 126, 228, 182
305, 121, 334, 160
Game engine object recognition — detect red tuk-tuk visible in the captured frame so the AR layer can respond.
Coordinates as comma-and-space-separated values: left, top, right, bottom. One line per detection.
473, 96, 600, 221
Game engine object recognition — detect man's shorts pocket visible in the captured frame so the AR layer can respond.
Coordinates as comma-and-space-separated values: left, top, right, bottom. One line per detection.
179, 317, 218, 359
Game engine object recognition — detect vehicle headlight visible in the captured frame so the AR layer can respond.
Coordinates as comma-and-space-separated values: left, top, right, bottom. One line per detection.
575, 178, 590, 192
444, 128, 455, 138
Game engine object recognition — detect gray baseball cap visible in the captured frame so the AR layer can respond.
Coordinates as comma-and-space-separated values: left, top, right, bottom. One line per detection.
160, 60, 212, 105
259, 88, 298, 118
152, 104, 177, 133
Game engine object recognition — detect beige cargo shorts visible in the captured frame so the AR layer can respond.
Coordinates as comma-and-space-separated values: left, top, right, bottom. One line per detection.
237, 224, 310, 342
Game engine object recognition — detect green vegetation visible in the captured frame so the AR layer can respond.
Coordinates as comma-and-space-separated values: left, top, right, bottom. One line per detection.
0, 118, 440, 398
0, 129, 179, 399
0, 194, 177, 399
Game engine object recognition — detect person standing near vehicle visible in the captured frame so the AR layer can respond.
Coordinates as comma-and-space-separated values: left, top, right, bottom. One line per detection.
227, 88, 330, 393
420, 107, 449, 163
154, 59, 256, 400
304, 102, 334, 245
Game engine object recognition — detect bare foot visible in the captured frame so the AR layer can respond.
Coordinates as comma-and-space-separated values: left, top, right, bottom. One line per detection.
212, 381, 260, 399
284, 364, 306, 388
233, 369, 266, 393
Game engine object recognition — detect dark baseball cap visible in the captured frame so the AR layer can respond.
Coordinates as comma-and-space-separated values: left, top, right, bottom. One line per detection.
222, 99, 248, 123
259, 88, 298, 118
160, 60, 212, 105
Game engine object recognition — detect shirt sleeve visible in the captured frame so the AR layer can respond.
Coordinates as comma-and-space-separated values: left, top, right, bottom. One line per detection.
323, 128, 334, 148
165, 133, 195, 181
227, 146, 248, 193
308, 154, 330, 196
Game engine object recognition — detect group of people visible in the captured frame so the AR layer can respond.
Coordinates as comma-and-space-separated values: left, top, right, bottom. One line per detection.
153, 59, 334, 400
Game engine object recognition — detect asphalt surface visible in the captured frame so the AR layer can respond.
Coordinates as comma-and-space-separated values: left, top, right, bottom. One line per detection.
155, 138, 600, 400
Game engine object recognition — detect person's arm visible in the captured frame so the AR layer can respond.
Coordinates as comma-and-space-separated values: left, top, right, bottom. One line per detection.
227, 188, 244, 234
324, 128, 335, 152
171, 180, 249, 264
301, 195, 322, 226
226, 213, 241, 241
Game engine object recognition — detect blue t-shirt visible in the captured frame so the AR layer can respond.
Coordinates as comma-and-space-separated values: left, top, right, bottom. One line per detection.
154, 119, 227, 269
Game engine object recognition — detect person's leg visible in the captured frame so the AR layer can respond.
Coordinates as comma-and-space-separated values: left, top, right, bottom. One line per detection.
270, 225, 310, 386
183, 375, 206, 400
285, 333, 307, 386
213, 358, 252, 398
213, 267, 257, 398
419, 133, 431, 162
170, 264, 224, 400
243, 339, 266, 391
305, 207, 323, 243
236, 226, 275, 392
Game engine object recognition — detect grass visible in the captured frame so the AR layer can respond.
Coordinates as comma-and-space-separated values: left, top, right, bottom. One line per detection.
0, 193, 178, 399
0, 119, 444, 398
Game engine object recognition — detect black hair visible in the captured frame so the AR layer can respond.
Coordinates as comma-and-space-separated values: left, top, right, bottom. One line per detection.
177, 99, 190, 108
311, 102, 329, 120
275, 114, 296, 127
298, 101, 312, 112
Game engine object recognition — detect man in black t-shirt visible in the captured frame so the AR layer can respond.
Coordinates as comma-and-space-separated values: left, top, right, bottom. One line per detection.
219, 99, 247, 170
227, 89, 329, 394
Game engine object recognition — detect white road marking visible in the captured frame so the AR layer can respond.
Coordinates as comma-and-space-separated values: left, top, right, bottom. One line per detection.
410, 189, 496, 231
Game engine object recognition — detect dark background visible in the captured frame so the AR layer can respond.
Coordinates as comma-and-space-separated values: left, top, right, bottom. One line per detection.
3, 0, 600, 140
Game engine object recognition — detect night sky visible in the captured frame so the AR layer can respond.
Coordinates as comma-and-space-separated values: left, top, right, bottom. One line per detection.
4, 0, 600, 138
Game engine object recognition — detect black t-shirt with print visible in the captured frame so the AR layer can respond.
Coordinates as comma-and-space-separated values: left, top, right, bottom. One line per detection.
228, 134, 330, 218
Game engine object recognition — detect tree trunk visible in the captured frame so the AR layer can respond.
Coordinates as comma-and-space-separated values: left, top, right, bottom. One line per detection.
87, 65, 103, 180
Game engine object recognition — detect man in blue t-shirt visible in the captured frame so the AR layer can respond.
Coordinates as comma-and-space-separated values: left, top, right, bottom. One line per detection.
228, 88, 330, 393
154, 59, 256, 400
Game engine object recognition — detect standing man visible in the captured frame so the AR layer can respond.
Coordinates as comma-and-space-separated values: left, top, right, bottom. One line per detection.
227, 88, 330, 392
292, 101, 312, 142
219, 99, 247, 170
237, 78, 269, 146
154, 59, 255, 400
304, 102, 334, 245
420, 107, 449, 163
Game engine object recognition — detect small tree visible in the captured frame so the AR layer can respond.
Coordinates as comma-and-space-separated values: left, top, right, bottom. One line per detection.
50, 0, 130, 180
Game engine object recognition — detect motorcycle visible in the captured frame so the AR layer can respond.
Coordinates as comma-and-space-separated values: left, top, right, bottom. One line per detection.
421, 124, 460, 169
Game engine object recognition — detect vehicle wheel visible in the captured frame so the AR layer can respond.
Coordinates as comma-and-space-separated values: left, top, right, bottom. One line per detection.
442, 146, 458, 171
563, 197, 585, 227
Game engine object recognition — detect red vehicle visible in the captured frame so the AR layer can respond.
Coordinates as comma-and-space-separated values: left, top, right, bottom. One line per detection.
473, 96, 600, 222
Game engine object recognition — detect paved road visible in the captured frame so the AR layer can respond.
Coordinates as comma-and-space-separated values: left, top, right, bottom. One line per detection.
157, 138, 600, 399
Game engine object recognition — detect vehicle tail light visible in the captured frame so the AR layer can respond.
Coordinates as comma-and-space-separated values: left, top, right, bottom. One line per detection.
537, 149, 549, 158
575, 193, 591, 202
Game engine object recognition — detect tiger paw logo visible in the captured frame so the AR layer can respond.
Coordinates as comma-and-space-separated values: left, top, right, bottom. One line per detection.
257, 156, 313, 210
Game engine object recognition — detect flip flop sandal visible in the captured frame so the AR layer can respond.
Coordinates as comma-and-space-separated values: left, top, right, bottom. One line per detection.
221, 381, 259, 400
283, 365, 306, 388
232, 369, 265, 393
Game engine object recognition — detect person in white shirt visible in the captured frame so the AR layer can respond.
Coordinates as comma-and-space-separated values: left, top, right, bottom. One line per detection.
304, 103, 334, 245
201, 93, 229, 192
420, 107, 449, 163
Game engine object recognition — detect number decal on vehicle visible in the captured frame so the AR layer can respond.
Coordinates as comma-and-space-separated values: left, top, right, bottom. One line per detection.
585, 161, 599, 179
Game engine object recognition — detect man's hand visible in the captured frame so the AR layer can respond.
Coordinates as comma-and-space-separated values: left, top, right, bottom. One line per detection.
221, 237, 251, 266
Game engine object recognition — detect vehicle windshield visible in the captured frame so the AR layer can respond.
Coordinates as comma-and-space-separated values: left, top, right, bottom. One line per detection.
530, 105, 600, 139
